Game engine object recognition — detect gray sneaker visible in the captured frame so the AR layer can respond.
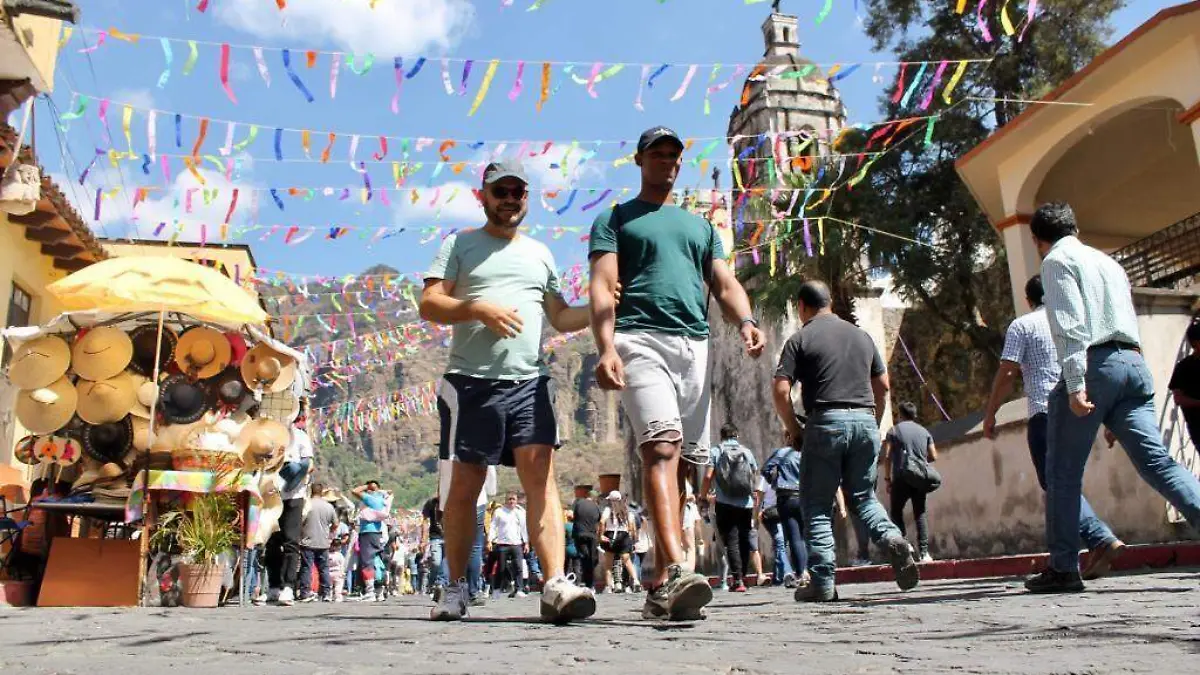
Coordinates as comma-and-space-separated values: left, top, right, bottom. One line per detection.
885, 537, 920, 591
430, 579, 469, 621
663, 564, 711, 621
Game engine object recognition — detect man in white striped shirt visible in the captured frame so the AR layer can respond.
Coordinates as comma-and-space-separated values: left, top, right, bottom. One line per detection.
1024, 201, 1200, 594
984, 275, 1122, 581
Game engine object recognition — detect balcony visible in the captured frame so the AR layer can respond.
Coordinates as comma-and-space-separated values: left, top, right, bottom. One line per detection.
1111, 212, 1200, 291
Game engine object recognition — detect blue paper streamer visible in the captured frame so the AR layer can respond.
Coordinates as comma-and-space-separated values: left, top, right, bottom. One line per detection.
282, 49, 316, 103
174, 114, 182, 147
157, 38, 173, 89
269, 188, 285, 210
554, 189, 578, 215
828, 63, 862, 82
646, 64, 670, 88
405, 57, 427, 79
274, 128, 283, 161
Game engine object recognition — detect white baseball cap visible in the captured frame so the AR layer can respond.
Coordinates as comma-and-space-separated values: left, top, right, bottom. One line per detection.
606, 490, 622, 501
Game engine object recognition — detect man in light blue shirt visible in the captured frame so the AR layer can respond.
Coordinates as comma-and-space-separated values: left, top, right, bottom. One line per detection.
700, 423, 759, 592
1025, 201, 1200, 594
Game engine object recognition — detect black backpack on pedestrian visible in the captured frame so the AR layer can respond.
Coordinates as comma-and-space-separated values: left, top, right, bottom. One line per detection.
898, 444, 942, 493
715, 443, 756, 501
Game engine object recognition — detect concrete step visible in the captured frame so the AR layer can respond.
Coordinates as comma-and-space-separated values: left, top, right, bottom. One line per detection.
719, 541, 1200, 587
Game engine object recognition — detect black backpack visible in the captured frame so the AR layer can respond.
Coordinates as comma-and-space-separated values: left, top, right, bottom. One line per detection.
715, 443, 756, 501
898, 443, 942, 493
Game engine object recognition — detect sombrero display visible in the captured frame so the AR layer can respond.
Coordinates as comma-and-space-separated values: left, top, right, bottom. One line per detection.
258, 388, 301, 423
6, 334, 71, 389
226, 332, 249, 366
128, 324, 178, 377
83, 416, 134, 467
71, 326, 133, 381
16, 376, 78, 435
235, 418, 289, 471
52, 436, 83, 467
158, 374, 209, 425
75, 370, 137, 425
131, 415, 152, 452
175, 326, 232, 380
241, 344, 296, 394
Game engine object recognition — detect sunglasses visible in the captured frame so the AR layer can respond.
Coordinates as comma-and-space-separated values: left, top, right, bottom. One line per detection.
490, 186, 527, 200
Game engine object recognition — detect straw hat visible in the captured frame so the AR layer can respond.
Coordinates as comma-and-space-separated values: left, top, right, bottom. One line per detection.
83, 416, 134, 466
175, 327, 232, 380
16, 376, 78, 435
13, 435, 37, 465
71, 327, 133, 381
75, 371, 137, 425
158, 374, 210, 425
7, 334, 71, 389
235, 418, 290, 471
128, 324, 178, 377
240, 344, 296, 394
128, 373, 160, 419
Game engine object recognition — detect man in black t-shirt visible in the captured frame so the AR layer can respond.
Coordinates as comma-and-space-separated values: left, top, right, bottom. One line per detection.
772, 280, 918, 602
882, 402, 938, 562
1169, 322, 1200, 447
570, 485, 602, 589
422, 496, 446, 594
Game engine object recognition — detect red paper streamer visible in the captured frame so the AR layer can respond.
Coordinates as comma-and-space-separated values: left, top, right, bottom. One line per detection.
219, 43, 238, 104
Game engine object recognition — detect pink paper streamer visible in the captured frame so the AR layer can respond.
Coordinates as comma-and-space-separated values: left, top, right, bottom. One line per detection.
670, 65, 699, 102
919, 60, 949, 111
330, 53, 341, 99
585, 62, 603, 98
508, 61, 525, 101
976, 0, 993, 42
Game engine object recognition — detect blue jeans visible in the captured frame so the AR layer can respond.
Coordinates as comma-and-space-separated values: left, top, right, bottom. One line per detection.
443, 504, 487, 595
428, 537, 446, 589
763, 516, 792, 583
1046, 345, 1200, 572
777, 492, 808, 578
801, 409, 902, 591
1028, 412, 1116, 551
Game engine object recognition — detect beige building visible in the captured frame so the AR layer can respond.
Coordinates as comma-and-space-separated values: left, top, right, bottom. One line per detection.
929, 2, 1200, 559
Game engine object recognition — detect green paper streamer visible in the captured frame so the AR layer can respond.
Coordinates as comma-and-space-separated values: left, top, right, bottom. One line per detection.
232, 125, 259, 152
923, 116, 938, 146
815, 0, 834, 24
182, 40, 199, 76
348, 53, 376, 75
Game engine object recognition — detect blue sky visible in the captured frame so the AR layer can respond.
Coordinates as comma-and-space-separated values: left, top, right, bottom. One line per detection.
33, 0, 1175, 281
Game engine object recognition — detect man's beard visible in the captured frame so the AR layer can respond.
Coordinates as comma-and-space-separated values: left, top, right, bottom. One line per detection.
485, 203, 526, 227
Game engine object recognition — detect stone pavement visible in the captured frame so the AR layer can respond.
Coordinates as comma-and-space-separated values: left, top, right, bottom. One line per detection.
2, 570, 1197, 674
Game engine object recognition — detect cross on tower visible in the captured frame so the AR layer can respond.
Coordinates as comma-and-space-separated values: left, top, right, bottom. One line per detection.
771, 0, 782, 13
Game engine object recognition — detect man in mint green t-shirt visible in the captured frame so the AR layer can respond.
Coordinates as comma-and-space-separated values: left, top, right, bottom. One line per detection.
421, 162, 596, 624
588, 126, 765, 622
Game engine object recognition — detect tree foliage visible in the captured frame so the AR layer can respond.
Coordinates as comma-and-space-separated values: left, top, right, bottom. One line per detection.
853, 0, 1125, 359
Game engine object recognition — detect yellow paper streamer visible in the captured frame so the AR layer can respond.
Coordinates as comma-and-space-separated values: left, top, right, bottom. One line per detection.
392, 162, 401, 187
1000, 0, 1017, 35
955, 0, 968, 13
121, 105, 134, 158
537, 62, 550, 112
468, 59, 501, 116
109, 27, 140, 42
769, 237, 777, 277
942, 60, 969, 104
301, 130, 312, 157
220, 224, 229, 241
182, 156, 207, 185
818, 219, 825, 255
58, 26, 73, 49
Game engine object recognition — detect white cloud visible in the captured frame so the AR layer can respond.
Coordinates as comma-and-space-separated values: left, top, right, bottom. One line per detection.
214, 0, 476, 56
392, 179, 484, 224
110, 88, 157, 112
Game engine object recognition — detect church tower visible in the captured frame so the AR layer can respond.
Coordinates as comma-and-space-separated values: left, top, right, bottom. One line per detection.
727, 10, 848, 196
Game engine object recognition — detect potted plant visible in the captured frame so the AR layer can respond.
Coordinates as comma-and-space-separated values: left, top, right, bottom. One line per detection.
150, 487, 240, 608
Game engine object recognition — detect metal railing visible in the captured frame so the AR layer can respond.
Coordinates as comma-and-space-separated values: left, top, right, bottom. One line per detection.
1111, 212, 1200, 291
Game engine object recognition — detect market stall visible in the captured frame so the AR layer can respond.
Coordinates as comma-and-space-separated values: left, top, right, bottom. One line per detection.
0, 257, 309, 607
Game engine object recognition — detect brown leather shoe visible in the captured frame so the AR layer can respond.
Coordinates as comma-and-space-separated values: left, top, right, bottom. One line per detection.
1081, 539, 1125, 581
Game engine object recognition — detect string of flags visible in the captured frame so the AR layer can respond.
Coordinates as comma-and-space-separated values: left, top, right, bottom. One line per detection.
64, 26, 991, 115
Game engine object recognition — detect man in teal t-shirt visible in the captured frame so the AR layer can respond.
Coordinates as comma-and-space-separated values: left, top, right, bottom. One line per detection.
588, 126, 765, 622
420, 162, 596, 624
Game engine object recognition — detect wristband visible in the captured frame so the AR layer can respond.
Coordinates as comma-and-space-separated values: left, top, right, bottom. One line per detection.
740, 317, 759, 327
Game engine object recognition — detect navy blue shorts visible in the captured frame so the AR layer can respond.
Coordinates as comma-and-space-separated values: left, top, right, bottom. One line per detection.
437, 374, 558, 467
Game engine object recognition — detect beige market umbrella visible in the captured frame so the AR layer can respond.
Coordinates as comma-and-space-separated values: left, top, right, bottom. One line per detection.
45, 256, 268, 327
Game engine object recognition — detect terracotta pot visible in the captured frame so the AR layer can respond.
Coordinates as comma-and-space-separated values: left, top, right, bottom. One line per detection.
179, 562, 223, 608
598, 473, 621, 495
0, 579, 35, 607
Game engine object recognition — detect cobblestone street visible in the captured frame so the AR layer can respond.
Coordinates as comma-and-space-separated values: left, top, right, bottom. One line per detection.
3, 570, 1197, 674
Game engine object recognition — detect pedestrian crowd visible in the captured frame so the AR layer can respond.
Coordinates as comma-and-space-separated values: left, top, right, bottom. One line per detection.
253, 125, 1200, 621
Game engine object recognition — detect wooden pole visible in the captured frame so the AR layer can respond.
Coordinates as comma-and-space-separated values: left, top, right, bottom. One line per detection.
135, 307, 166, 606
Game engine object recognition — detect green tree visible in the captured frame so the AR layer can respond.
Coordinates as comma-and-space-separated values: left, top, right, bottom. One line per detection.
854, 0, 1126, 360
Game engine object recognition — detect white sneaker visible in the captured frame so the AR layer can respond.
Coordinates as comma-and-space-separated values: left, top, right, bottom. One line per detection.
252, 592, 268, 606
266, 587, 281, 604
430, 579, 469, 621
514, 590, 528, 598
359, 591, 376, 603
333, 596, 344, 603
278, 587, 295, 607
920, 553, 934, 563
540, 575, 596, 623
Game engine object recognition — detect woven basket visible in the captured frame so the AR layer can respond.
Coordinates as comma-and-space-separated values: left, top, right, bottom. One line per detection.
171, 426, 243, 473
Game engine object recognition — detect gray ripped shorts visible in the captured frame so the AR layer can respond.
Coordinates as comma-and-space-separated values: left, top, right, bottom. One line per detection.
614, 331, 712, 457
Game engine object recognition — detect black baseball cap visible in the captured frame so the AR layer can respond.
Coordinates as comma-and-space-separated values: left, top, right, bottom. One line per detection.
637, 126, 684, 153
482, 162, 529, 186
